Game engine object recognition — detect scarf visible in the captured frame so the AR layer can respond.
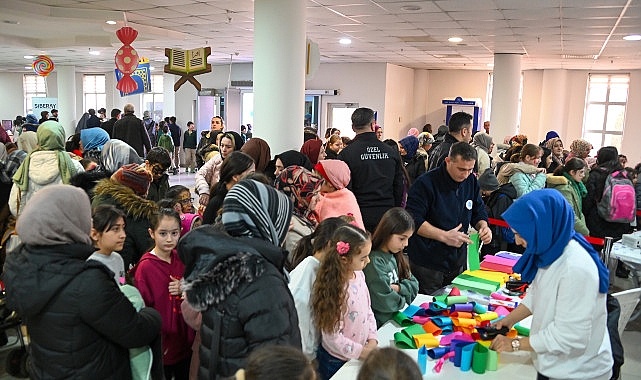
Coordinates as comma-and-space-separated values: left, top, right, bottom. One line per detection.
472, 133, 493, 153
502, 189, 609, 293
17, 184, 92, 246
240, 138, 271, 172
223, 131, 245, 151
17, 131, 38, 153
314, 160, 350, 190
399, 135, 419, 158
222, 179, 293, 246
80, 127, 110, 152
275, 150, 313, 171
569, 139, 591, 157
562, 172, 587, 208
274, 166, 320, 226
100, 139, 143, 173
13, 121, 77, 192
300, 139, 323, 165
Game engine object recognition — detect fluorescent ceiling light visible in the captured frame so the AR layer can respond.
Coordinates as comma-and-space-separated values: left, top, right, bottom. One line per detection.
448, 37, 463, 43
24, 55, 34, 59
24, 66, 31, 70
623, 34, 641, 41
89, 50, 100, 56
106, 20, 117, 25
339, 38, 351, 45
487, 63, 494, 67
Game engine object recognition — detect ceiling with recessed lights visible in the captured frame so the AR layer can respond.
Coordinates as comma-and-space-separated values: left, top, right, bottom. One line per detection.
0, 0, 640, 73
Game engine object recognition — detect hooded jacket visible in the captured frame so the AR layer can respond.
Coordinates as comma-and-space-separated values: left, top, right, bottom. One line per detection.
546, 174, 589, 235
3, 243, 161, 379
179, 226, 301, 378
92, 179, 157, 269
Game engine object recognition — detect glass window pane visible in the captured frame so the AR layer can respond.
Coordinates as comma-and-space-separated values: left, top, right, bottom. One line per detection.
610, 76, 629, 84
606, 105, 626, 132
589, 76, 609, 84
585, 104, 605, 131
588, 83, 607, 102
603, 134, 622, 152
96, 76, 105, 93
609, 84, 628, 103
98, 94, 106, 108
584, 133, 603, 153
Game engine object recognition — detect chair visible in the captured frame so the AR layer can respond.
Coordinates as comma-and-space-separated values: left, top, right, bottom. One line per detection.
611, 288, 641, 337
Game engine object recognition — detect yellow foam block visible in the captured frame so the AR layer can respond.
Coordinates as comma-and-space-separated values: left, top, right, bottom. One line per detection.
413, 333, 439, 348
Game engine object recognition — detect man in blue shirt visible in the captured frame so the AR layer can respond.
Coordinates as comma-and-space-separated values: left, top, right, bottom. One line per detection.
406, 142, 492, 294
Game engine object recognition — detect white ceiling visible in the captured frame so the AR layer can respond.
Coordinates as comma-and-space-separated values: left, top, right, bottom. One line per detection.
0, 0, 640, 73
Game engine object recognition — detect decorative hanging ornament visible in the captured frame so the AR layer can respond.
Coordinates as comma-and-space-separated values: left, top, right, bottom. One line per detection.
32, 55, 54, 77
114, 26, 139, 94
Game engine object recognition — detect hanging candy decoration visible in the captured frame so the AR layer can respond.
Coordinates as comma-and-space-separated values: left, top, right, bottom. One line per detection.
32, 55, 55, 77
114, 26, 140, 94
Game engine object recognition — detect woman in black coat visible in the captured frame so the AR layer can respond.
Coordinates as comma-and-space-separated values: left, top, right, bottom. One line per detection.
3, 184, 161, 379
179, 179, 301, 378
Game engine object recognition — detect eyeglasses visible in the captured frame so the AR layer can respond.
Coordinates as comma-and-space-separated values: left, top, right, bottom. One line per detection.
179, 197, 194, 205
151, 166, 167, 175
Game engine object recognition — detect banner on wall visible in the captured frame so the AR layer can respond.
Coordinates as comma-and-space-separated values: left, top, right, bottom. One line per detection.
115, 59, 151, 97
32, 97, 58, 113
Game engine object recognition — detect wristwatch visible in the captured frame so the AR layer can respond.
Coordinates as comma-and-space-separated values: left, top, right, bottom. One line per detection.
511, 338, 521, 352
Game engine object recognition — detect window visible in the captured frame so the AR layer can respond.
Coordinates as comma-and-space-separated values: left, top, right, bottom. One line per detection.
83, 75, 106, 112
23, 75, 47, 115
143, 74, 163, 122
582, 74, 629, 153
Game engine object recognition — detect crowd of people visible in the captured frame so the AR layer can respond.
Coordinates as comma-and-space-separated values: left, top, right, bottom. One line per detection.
0, 105, 629, 380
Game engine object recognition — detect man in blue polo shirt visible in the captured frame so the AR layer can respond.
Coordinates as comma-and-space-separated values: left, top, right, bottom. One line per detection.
406, 142, 492, 294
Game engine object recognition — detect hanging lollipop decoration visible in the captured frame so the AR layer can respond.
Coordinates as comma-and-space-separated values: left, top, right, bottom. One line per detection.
114, 26, 140, 94
32, 55, 55, 77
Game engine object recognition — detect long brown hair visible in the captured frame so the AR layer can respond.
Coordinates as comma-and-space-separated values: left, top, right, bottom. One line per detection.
288, 217, 349, 271
371, 208, 414, 280
312, 225, 370, 333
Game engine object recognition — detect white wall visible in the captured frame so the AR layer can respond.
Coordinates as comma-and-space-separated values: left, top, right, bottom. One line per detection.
412, 69, 429, 131
383, 63, 415, 141
0, 73, 26, 123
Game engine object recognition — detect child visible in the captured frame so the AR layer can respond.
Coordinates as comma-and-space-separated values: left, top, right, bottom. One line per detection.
145, 146, 172, 202
232, 345, 316, 380
288, 217, 349, 360
89, 204, 127, 284
509, 143, 547, 198
312, 225, 378, 380
363, 208, 419, 327
166, 185, 195, 214
357, 347, 422, 380
134, 208, 193, 380
312, 160, 365, 230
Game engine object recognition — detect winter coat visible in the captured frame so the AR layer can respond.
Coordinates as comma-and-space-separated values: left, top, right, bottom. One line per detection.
9, 151, 84, 216
147, 173, 170, 203
481, 182, 520, 256
403, 153, 427, 184
112, 114, 152, 158
313, 189, 364, 230
496, 162, 539, 186
546, 174, 589, 235
509, 163, 546, 198
427, 133, 458, 171
179, 226, 301, 378
2, 243, 161, 379
92, 179, 157, 269
583, 165, 631, 240
195, 154, 223, 196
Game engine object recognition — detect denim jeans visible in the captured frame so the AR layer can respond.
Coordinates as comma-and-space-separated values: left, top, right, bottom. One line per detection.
316, 344, 347, 380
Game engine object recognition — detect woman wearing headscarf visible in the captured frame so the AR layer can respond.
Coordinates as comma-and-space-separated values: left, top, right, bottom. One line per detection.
273, 150, 313, 178
3, 185, 162, 379
178, 179, 301, 378
80, 127, 110, 162
544, 137, 566, 174
490, 189, 612, 380
300, 138, 324, 165
16, 130, 38, 153
240, 137, 271, 173
274, 166, 320, 257
567, 139, 593, 168
472, 132, 494, 175
101, 139, 143, 173
398, 135, 425, 184
312, 160, 364, 230
195, 131, 244, 210
9, 121, 84, 216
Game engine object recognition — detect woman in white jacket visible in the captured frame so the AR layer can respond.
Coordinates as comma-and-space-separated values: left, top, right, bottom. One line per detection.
10, 121, 84, 216
472, 132, 494, 175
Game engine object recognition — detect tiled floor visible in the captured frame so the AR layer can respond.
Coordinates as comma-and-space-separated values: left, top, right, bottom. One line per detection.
0, 172, 639, 379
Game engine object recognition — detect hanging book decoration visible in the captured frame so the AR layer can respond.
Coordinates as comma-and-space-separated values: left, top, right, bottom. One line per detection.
164, 47, 212, 91
114, 26, 140, 94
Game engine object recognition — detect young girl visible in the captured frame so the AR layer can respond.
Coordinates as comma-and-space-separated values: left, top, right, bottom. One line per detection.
88, 204, 127, 284
363, 208, 419, 327
312, 160, 365, 230
288, 217, 349, 360
312, 225, 378, 380
547, 158, 590, 235
166, 185, 195, 214
134, 208, 193, 380
509, 143, 547, 198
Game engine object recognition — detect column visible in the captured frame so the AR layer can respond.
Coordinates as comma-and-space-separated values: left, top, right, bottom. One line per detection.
253, 0, 306, 155
490, 54, 521, 142
56, 65, 77, 138
538, 69, 568, 140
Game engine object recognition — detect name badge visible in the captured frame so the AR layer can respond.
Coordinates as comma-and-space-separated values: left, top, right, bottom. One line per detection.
466, 200, 473, 210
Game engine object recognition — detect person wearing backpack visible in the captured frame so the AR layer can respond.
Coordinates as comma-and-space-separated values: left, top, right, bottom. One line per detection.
583, 146, 632, 277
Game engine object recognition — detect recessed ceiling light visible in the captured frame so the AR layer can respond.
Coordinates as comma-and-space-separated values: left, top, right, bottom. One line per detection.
89, 50, 100, 56
106, 20, 117, 25
623, 34, 641, 41
400, 5, 422, 11
24, 55, 34, 59
339, 38, 351, 45
448, 37, 463, 43
24, 66, 31, 70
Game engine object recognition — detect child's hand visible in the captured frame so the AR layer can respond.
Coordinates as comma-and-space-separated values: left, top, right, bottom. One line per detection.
169, 275, 182, 296
390, 284, 401, 293
359, 339, 378, 360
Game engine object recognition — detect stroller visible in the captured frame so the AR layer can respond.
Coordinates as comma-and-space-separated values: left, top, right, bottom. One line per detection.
0, 286, 29, 378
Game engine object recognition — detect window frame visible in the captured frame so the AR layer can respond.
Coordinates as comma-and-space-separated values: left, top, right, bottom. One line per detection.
23, 74, 47, 115
582, 73, 629, 153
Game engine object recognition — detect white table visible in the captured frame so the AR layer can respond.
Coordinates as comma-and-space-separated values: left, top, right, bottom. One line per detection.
610, 242, 641, 320
330, 294, 537, 379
